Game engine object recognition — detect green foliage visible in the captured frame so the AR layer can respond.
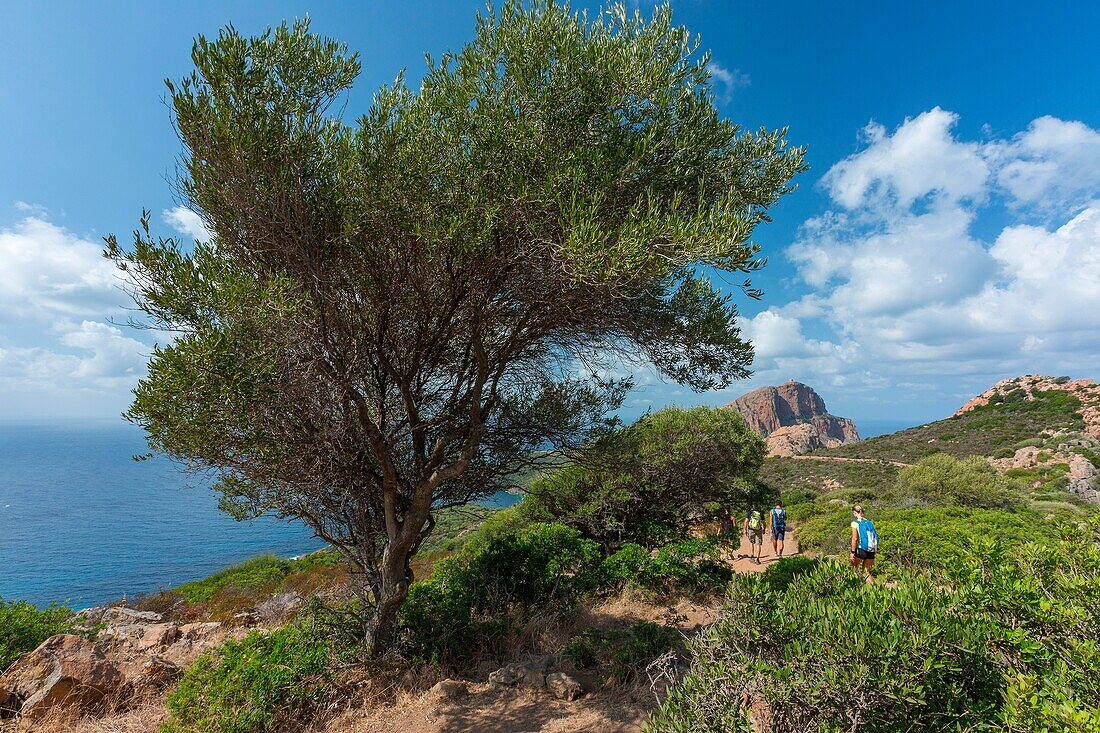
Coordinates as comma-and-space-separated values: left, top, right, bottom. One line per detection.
649, 535, 1100, 732
795, 506, 1051, 577
759, 455, 900, 503
0, 599, 77, 671
527, 407, 766, 546
400, 523, 599, 663
897, 454, 1024, 509
826, 389, 1085, 463
176, 554, 298, 604
110, 0, 804, 653
163, 624, 331, 733
417, 504, 499, 554
600, 538, 732, 594
759, 555, 819, 591
565, 621, 680, 686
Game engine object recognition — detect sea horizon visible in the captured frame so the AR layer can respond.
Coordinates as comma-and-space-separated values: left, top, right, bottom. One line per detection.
0, 414, 916, 608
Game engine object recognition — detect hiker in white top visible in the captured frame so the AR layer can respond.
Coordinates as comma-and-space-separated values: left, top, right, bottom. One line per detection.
850, 504, 879, 585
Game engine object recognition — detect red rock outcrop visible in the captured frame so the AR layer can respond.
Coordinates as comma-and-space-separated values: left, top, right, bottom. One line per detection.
0, 634, 124, 721
725, 381, 860, 456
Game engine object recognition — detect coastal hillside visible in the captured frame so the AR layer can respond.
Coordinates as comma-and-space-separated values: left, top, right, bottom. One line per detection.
812, 374, 1100, 504
2, 377, 1098, 732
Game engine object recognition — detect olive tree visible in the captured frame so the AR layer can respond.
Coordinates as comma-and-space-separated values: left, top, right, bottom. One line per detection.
107, 2, 805, 652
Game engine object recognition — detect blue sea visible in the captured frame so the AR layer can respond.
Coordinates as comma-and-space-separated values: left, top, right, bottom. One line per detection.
0, 417, 909, 609
0, 420, 334, 609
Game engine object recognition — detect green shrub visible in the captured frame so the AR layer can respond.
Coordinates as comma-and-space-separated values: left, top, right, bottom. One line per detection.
0, 599, 77, 670
824, 389, 1084, 463
649, 536, 1100, 732
760, 555, 819, 591
163, 625, 331, 733
175, 555, 293, 604
897, 454, 1024, 509
650, 561, 1005, 732
400, 522, 599, 663
599, 537, 731, 594
565, 621, 680, 686
526, 407, 766, 546
795, 506, 1050, 577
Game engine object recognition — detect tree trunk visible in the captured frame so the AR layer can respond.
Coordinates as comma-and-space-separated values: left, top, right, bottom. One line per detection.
366, 543, 413, 655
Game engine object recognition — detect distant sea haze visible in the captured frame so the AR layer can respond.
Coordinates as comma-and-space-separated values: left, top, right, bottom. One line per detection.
0, 416, 915, 608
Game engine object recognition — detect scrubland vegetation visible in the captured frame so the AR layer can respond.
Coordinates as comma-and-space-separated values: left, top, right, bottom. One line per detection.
137, 397, 1099, 733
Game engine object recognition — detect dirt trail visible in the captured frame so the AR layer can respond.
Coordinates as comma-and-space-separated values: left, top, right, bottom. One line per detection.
725, 530, 802, 574
787, 454, 911, 468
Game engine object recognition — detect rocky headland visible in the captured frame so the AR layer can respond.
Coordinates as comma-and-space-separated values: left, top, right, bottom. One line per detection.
725, 381, 860, 456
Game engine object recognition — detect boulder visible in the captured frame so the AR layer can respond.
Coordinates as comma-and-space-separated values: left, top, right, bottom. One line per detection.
545, 672, 583, 701
100, 607, 163, 625
100, 622, 179, 653
0, 634, 124, 721
255, 592, 303, 623
1068, 454, 1099, 501
766, 423, 827, 457
178, 622, 221, 641
489, 663, 545, 691
0, 681, 17, 718
428, 679, 468, 702
125, 656, 182, 694
1012, 446, 1041, 468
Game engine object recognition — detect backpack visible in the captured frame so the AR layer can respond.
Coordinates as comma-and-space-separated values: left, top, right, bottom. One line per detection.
856, 518, 879, 552
748, 510, 762, 531
771, 508, 786, 531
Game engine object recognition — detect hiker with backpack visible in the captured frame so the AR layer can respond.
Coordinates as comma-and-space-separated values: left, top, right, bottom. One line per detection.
716, 507, 738, 560
770, 500, 787, 559
850, 504, 878, 584
744, 503, 766, 564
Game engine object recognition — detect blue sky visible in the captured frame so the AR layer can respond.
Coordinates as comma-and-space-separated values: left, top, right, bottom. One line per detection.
2, 1, 1099, 426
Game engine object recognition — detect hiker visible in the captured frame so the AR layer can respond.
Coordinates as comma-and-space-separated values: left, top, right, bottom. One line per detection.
850, 504, 878, 584
744, 503, 766, 564
715, 507, 737, 559
770, 500, 787, 559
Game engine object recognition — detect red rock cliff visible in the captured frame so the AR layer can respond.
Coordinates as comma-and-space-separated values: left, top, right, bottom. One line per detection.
725, 381, 860, 455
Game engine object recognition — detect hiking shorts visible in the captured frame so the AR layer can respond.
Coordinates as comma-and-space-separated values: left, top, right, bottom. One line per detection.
748, 528, 764, 545
854, 548, 876, 560
773, 529, 786, 541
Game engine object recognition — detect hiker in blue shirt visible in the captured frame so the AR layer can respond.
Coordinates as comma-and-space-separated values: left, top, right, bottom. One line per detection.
849, 504, 879, 584
770, 501, 787, 559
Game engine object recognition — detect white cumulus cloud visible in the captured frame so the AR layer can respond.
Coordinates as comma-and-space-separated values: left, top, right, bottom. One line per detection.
769, 109, 1100, 414
0, 216, 120, 324
163, 205, 213, 241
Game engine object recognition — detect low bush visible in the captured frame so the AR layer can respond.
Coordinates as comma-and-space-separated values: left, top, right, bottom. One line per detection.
760, 555, 819, 591
0, 598, 77, 670
176, 555, 293, 604
795, 506, 1050, 577
600, 537, 731, 594
897, 454, 1024, 509
400, 522, 599, 663
649, 534, 1100, 732
564, 621, 681, 686
163, 624, 331, 733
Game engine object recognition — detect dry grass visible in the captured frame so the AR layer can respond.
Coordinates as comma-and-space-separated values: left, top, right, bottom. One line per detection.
16, 691, 168, 733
